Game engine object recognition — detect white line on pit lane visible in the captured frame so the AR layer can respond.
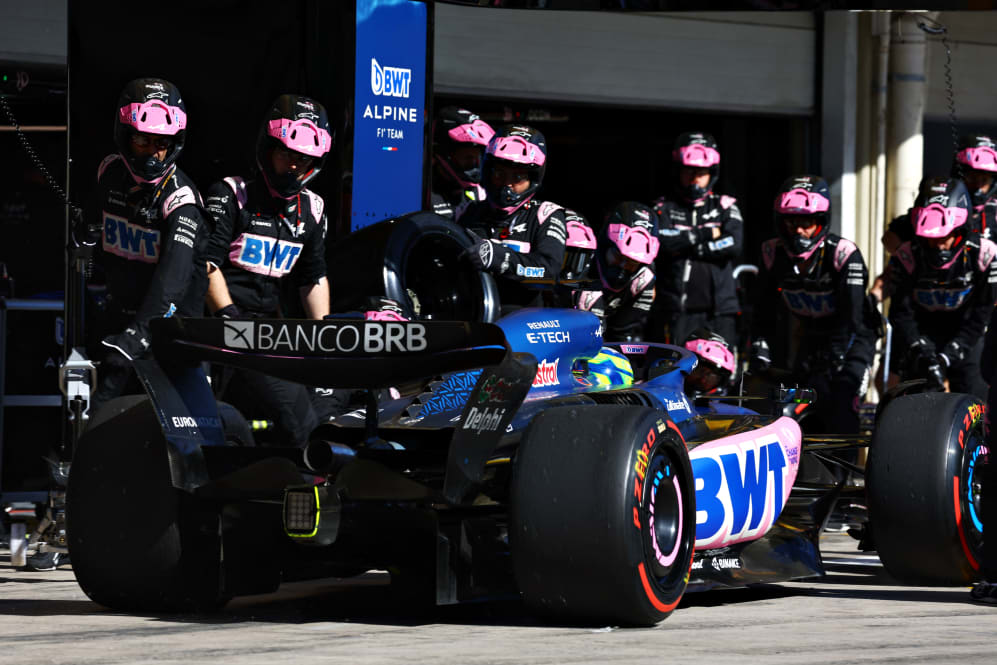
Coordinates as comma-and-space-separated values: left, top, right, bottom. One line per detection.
822, 555, 883, 566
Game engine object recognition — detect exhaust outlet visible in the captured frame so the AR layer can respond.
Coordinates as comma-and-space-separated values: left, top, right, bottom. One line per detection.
303, 440, 357, 474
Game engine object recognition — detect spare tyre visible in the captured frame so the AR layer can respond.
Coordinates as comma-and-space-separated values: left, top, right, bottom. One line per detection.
327, 211, 499, 322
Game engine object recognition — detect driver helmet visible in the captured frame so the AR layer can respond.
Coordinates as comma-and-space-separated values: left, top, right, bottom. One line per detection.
953, 134, 997, 208
586, 347, 635, 388
774, 174, 832, 262
597, 201, 659, 291
912, 176, 971, 268
672, 132, 720, 203
683, 327, 735, 396
255, 94, 333, 199
113, 78, 188, 185
481, 125, 547, 214
561, 209, 597, 281
433, 106, 495, 190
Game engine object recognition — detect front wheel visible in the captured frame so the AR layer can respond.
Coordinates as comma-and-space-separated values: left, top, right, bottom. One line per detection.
867, 392, 986, 584
511, 405, 695, 626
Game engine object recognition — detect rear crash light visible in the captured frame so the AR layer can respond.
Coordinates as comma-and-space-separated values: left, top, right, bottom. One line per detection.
283, 485, 340, 546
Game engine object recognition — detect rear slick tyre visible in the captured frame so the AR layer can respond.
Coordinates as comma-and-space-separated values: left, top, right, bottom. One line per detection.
67, 397, 226, 612
867, 392, 986, 584
511, 405, 695, 626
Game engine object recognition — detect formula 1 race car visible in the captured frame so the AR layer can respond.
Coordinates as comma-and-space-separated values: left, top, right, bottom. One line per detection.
65, 301, 986, 626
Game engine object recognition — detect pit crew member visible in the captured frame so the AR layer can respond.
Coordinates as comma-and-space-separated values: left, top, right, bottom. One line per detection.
683, 328, 736, 399
455, 125, 567, 312
648, 131, 744, 346
90, 78, 211, 414
542, 208, 597, 309
574, 201, 659, 342
751, 175, 876, 434
886, 177, 996, 399
426, 106, 494, 218
202, 94, 332, 446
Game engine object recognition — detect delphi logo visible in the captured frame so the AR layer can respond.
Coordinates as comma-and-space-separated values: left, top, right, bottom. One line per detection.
370, 58, 412, 98
224, 321, 254, 349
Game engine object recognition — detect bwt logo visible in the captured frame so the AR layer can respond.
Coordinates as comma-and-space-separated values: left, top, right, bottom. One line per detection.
103, 213, 160, 263
371, 58, 412, 98
691, 438, 789, 548
230, 233, 304, 277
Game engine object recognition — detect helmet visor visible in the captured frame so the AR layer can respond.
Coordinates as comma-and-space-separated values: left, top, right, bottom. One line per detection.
913, 203, 968, 238
674, 144, 720, 167
684, 338, 736, 374
118, 101, 187, 136
776, 188, 830, 215
448, 119, 495, 147
957, 146, 997, 174
267, 118, 333, 157
606, 223, 659, 265
487, 135, 546, 167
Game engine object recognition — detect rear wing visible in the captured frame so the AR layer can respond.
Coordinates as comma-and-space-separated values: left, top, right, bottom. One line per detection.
150, 317, 509, 388
149, 316, 537, 503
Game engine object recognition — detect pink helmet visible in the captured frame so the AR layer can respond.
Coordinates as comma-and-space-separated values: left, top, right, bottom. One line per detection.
603, 201, 660, 265
434, 107, 495, 189
956, 136, 997, 174
672, 132, 720, 202
912, 177, 970, 239
683, 328, 735, 395
482, 125, 547, 214
684, 337, 736, 375
773, 175, 831, 262
113, 78, 188, 185
256, 94, 333, 199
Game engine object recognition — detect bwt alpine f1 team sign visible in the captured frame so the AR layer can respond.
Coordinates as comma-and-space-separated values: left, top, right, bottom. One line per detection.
351, 0, 428, 231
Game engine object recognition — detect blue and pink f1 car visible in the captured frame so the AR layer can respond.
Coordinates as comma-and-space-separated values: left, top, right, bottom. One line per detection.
67, 304, 986, 625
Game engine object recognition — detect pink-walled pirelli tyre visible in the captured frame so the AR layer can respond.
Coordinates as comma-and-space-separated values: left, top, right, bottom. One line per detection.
511, 405, 695, 626
867, 392, 986, 584
67, 397, 227, 612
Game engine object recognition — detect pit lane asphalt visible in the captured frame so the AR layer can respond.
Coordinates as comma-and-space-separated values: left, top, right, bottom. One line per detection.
1, 533, 993, 665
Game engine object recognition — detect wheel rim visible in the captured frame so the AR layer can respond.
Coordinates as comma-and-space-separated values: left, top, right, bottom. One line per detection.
642, 442, 689, 587
961, 427, 987, 550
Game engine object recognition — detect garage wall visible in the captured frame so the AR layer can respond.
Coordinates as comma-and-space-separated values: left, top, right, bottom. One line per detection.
0, 0, 66, 65
925, 11, 997, 122
434, 7, 816, 115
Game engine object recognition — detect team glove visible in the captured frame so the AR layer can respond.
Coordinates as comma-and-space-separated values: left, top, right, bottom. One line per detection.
464, 230, 511, 274
749, 337, 772, 373
903, 336, 936, 376
69, 208, 101, 255
101, 328, 150, 367
364, 296, 408, 321
938, 339, 967, 368
904, 337, 946, 390
214, 304, 241, 319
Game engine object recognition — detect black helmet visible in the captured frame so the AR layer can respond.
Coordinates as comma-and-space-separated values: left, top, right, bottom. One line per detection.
481, 125, 547, 214
561, 209, 597, 282
773, 175, 832, 262
597, 201, 659, 291
433, 106, 494, 190
672, 132, 720, 203
912, 176, 971, 268
113, 78, 187, 184
953, 134, 997, 207
255, 94, 333, 199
